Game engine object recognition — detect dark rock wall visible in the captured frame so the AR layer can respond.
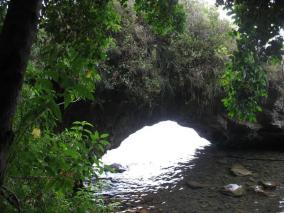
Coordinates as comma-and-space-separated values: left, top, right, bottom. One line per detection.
63, 77, 284, 150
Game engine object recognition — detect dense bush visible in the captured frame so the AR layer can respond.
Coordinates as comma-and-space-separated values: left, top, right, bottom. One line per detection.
99, 0, 233, 110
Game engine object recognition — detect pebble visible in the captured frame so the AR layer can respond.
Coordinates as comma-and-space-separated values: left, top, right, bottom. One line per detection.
230, 163, 252, 176
259, 180, 278, 190
221, 184, 246, 197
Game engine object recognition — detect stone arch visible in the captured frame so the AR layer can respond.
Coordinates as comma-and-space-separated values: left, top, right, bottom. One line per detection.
63, 81, 284, 150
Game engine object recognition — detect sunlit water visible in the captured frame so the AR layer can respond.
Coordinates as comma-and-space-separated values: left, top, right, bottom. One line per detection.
99, 121, 210, 195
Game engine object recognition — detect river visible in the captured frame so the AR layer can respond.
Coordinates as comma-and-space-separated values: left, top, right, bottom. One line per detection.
98, 121, 284, 213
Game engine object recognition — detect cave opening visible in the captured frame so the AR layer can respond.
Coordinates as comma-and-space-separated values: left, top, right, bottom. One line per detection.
101, 120, 210, 194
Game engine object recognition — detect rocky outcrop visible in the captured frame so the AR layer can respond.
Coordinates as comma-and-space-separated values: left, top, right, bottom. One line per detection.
63, 75, 284, 149
63, 3, 284, 149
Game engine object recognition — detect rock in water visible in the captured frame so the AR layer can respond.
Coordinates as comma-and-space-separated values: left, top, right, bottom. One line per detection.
251, 185, 265, 194
259, 180, 278, 190
230, 164, 252, 176
221, 184, 246, 197
250, 185, 277, 197
109, 163, 127, 173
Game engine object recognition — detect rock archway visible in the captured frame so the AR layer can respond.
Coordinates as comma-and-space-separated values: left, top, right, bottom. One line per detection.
63, 79, 284, 149
62, 3, 284, 149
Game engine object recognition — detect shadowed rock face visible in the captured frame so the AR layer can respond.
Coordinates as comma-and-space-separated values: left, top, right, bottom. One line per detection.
63, 77, 284, 149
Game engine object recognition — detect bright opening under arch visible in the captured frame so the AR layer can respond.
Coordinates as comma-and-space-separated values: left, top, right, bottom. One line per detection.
101, 120, 210, 194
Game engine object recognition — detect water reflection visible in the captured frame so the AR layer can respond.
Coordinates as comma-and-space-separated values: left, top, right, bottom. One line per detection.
100, 121, 210, 195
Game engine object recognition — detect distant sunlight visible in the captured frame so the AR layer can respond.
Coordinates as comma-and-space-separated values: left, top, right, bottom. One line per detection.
101, 121, 210, 193
201, 0, 233, 22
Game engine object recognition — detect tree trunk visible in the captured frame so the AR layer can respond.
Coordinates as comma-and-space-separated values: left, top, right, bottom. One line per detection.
0, 0, 41, 186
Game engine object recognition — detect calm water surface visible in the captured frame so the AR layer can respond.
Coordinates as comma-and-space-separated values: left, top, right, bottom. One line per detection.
98, 121, 284, 213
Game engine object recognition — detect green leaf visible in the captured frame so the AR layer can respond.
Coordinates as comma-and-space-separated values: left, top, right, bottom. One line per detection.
100, 133, 109, 139
49, 100, 62, 121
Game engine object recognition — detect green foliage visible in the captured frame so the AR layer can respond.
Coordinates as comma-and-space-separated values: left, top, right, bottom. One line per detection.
165, 1, 233, 108
220, 41, 267, 122
34, 0, 122, 112
99, 0, 232, 111
1, 1, 120, 212
217, 0, 284, 59
134, 0, 186, 35
22, 0, 186, 117
217, 0, 284, 121
99, 3, 162, 106
3, 121, 111, 212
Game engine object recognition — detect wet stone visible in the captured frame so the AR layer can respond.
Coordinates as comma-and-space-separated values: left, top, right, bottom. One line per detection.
251, 185, 277, 197
259, 180, 278, 190
230, 163, 252, 176
221, 184, 246, 197
109, 163, 127, 173
251, 185, 266, 195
